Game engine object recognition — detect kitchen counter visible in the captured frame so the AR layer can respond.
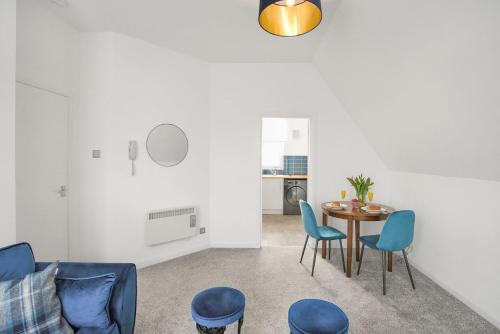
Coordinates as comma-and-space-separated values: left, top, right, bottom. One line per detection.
262, 175, 308, 180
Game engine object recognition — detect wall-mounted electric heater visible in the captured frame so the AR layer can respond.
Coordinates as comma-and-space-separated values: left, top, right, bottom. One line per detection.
145, 206, 198, 246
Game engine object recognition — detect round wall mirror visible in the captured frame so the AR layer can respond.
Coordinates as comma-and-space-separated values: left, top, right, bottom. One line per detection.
146, 124, 188, 167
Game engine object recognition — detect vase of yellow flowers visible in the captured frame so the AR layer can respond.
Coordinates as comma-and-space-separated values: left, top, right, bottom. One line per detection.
347, 174, 374, 206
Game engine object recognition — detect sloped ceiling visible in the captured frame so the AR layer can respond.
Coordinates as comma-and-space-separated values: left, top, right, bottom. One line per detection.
40, 0, 500, 180
41, 0, 339, 62
314, 0, 500, 181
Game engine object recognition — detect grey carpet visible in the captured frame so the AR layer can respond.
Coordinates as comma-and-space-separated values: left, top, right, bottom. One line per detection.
136, 247, 499, 333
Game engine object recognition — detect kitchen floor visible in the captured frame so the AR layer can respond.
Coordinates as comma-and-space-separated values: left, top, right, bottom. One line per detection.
261, 214, 305, 247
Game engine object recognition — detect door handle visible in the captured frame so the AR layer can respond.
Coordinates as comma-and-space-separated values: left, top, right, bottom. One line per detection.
57, 185, 67, 197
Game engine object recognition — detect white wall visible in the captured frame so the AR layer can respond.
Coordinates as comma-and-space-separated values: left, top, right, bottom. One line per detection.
209, 63, 391, 247
284, 118, 309, 156
70, 33, 114, 261
72, 33, 210, 266
261, 118, 308, 169
0, 0, 16, 247
16, 0, 79, 96
390, 172, 500, 328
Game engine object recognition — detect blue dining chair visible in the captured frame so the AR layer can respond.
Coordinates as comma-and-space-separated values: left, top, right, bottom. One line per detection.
299, 200, 347, 276
356, 210, 416, 295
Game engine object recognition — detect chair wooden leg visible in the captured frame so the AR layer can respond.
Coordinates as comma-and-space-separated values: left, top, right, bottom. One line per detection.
339, 239, 346, 273
312, 240, 319, 276
402, 249, 416, 290
382, 251, 387, 295
357, 244, 365, 276
328, 240, 331, 260
300, 235, 309, 263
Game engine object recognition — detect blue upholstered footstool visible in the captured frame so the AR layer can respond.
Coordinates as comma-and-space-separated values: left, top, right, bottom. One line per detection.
191, 287, 245, 334
288, 299, 349, 334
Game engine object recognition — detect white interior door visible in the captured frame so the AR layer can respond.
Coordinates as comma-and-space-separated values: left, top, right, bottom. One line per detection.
16, 83, 69, 261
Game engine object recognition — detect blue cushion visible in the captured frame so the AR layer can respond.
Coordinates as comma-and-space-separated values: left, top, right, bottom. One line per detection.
56, 273, 116, 329
0, 262, 73, 333
288, 299, 349, 334
191, 287, 245, 328
359, 234, 381, 250
37, 262, 137, 334
0, 242, 35, 281
76, 322, 119, 334
317, 226, 347, 240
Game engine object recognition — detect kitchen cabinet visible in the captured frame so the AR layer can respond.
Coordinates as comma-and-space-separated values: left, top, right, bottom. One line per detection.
262, 178, 283, 214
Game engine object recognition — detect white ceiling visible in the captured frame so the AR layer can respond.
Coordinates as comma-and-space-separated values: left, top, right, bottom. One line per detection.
41, 0, 339, 62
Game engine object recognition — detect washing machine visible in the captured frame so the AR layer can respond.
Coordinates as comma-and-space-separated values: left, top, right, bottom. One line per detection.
283, 179, 307, 215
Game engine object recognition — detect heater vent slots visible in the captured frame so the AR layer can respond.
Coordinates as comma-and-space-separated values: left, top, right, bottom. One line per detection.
148, 207, 195, 220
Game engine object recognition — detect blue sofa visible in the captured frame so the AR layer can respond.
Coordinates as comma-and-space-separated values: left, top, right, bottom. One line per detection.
0, 243, 137, 334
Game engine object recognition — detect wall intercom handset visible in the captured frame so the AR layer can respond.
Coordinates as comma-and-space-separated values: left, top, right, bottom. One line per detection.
129, 141, 138, 176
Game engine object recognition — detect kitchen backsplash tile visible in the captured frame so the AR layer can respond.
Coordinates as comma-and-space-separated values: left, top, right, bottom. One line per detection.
284, 155, 308, 175
262, 156, 308, 175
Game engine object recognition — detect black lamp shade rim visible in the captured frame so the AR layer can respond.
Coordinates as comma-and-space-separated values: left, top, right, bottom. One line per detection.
259, 0, 321, 13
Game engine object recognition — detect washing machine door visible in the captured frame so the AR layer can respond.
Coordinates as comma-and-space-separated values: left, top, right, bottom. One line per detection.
286, 185, 306, 207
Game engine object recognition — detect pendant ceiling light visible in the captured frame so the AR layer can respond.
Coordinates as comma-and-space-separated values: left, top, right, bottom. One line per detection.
259, 0, 322, 37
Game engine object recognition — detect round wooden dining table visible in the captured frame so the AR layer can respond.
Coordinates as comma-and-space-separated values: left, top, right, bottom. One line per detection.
321, 201, 395, 278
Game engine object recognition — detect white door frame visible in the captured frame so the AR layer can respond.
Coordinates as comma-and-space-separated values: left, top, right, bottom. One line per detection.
259, 114, 316, 247
16, 82, 70, 261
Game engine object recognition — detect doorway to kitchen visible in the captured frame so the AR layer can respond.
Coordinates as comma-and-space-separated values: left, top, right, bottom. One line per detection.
261, 117, 309, 247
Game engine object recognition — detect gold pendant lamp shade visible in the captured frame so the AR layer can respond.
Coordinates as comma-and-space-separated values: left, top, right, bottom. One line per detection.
259, 0, 322, 37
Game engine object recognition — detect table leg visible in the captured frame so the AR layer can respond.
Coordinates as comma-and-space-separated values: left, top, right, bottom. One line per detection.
322, 213, 327, 259
346, 217, 353, 278
355, 220, 360, 261
388, 252, 393, 272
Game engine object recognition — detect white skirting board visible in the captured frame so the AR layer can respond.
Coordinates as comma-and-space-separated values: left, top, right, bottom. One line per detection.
409, 259, 500, 329
134, 243, 210, 269
210, 242, 261, 248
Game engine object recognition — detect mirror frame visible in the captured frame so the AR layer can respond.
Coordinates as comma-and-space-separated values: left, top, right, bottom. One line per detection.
146, 123, 189, 167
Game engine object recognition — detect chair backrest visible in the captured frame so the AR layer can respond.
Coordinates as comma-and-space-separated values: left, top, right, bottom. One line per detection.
376, 210, 415, 251
299, 200, 321, 239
